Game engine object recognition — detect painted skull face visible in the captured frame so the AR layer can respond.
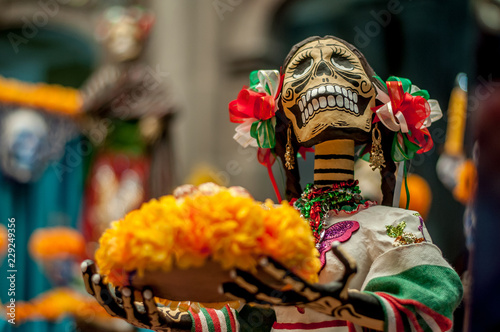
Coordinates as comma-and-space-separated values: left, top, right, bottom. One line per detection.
281, 38, 376, 147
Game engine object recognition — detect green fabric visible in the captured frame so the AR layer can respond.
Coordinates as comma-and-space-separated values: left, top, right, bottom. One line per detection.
102, 119, 147, 155
188, 307, 243, 332
249, 70, 260, 90
250, 119, 276, 149
364, 264, 463, 320
387, 76, 412, 93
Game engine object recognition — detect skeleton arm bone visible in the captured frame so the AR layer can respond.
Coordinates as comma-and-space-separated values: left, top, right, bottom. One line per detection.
222, 243, 384, 331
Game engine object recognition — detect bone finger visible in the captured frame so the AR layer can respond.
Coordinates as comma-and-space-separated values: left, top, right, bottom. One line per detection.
220, 281, 272, 307
232, 269, 311, 305
121, 287, 148, 325
142, 288, 166, 329
91, 274, 126, 318
114, 286, 124, 305
81, 260, 97, 296
259, 257, 309, 293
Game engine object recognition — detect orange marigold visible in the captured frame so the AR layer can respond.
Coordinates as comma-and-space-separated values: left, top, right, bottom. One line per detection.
29, 227, 86, 261
0, 224, 7, 258
6, 288, 111, 324
96, 183, 320, 286
0, 75, 82, 115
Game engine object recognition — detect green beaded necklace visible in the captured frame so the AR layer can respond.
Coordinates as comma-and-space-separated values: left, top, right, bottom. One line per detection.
292, 180, 370, 244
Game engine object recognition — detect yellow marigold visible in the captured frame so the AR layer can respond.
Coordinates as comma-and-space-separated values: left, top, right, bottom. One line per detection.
0, 224, 7, 258
96, 184, 320, 287
6, 288, 111, 324
0, 75, 82, 115
29, 227, 86, 261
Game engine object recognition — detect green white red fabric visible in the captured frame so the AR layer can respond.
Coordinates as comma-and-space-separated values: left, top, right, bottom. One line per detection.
272, 205, 462, 332
189, 304, 240, 332
363, 245, 462, 331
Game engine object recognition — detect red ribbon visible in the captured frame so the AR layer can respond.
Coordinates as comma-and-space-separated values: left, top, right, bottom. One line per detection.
229, 88, 275, 123
373, 81, 433, 153
257, 148, 282, 202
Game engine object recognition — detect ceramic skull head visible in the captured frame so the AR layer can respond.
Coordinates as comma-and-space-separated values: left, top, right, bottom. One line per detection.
280, 36, 377, 147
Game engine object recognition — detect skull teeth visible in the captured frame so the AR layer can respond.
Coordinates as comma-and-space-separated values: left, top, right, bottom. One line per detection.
298, 84, 360, 125
328, 95, 336, 107
336, 95, 344, 107
319, 96, 327, 108
312, 99, 319, 111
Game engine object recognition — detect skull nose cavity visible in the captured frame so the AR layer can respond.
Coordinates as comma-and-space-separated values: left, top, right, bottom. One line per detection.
315, 61, 332, 76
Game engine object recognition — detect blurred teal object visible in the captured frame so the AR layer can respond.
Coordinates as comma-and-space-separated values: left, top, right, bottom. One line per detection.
0, 27, 95, 330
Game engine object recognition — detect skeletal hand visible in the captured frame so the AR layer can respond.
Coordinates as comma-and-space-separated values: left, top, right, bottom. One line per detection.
222, 242, 358, 317
81, 260, 191, 332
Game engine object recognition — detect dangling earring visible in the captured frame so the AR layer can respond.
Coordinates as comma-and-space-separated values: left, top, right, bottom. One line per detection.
369, 123, 385, 170
285, 124, 295, 170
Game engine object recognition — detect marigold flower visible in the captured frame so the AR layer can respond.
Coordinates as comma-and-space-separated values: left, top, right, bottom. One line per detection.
7, 288, 111, 324
28, 227, 86, 261
0, 224, 7, 258
96, 184, 320, 288
0, 75, 82, 115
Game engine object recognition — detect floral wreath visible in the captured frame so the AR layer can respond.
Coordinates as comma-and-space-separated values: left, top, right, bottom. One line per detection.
229, 71, 442, 205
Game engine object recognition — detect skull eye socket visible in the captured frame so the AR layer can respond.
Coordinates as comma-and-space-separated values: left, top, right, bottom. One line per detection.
292, 58, 313, 79
331, 55, 354, 71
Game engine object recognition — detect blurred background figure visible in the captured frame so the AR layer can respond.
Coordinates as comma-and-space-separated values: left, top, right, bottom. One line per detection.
0, 0, 175, 331
80, 3, 176, 252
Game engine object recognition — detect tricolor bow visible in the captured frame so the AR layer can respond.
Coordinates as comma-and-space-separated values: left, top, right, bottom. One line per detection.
372, 76, 442, 162
228, 70, 314, 202
229, 70, 282, 149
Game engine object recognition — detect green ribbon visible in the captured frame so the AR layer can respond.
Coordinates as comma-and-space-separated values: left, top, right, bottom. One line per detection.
387, 76, 412, 93
249, 70, 275, 95
375, 75, 430, 100
250, 118, 276, 149
403, 161, 410, 210
249, 70, 260, 91
412, 89, 430, 99
392, 133, 421, 163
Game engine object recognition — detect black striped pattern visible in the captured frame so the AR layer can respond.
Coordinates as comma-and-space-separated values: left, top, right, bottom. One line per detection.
314, 154, 354, 161
314, 168, 354, 175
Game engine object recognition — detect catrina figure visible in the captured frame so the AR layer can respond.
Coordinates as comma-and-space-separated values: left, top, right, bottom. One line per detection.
80, 5, 176, 246
82, 36, 462, 331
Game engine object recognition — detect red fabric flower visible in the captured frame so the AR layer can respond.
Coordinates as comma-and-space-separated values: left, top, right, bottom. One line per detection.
373, 81, 433, 153
229, 89, 275, 123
